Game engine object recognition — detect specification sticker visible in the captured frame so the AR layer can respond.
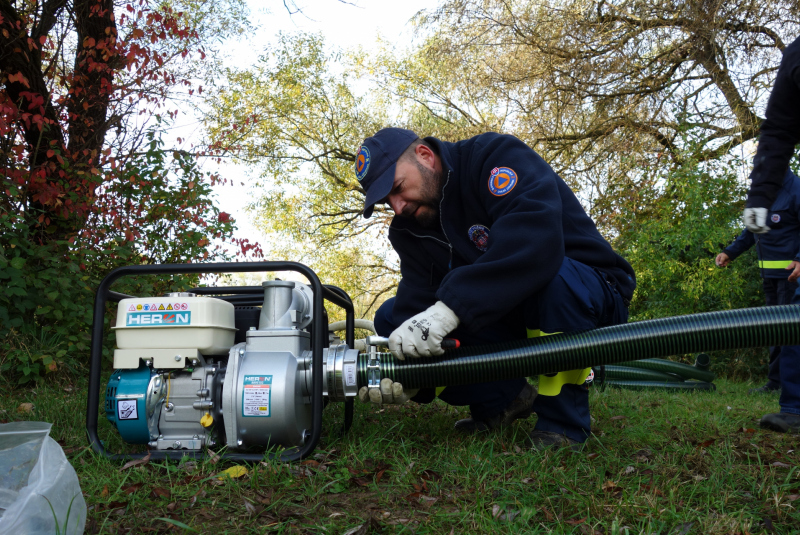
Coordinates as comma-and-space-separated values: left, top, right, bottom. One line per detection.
344, 364, 357, 387
242, 375, 272, 417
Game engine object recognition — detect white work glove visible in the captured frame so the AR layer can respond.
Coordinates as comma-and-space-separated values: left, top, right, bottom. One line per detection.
743, 207, 770, 234
357, 378, 419, 405
388, 301, 460, 359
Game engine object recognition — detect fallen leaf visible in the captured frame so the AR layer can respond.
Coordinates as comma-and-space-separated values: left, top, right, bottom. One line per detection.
244, 500, 257, 515
375, 469, 387, 483
492, 504, 501, 519
586, 453, 600, 460
787, 494, 799, 502
166, 502, 177, 512
602, 480, 619, 492
151, 487, 170, 499
123, 483, 142, 494
610, 415, 626, 421
16, 403, 33, 413
499, 509, 520, 521
420, 469, 442, 481
207, 449, 221, 464
120, 452, 150, 471
522, 478, 536, 484
352, 477, 371, 487
698, 439, 716, 448
100, 485, 109, 498
217, 465, 249, 479
565, 517, 586, 525
623, 466, 636, 475
771, 462, 791, 468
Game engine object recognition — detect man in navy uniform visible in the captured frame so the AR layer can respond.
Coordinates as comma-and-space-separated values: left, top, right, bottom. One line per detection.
355, 128, 635, 449
741, 35, 800, 434
717, 170, 800, 394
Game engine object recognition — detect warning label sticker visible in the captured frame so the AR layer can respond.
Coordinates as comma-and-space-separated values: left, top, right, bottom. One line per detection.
117, 399, 138, 420
242, 375, 272, 417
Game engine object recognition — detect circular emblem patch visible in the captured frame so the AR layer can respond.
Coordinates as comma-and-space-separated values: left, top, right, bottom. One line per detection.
771, 213, 781, 223
488, 167, 517, 196
468, 224, 490, 252
585, 368, 595, 384
355, 145, 370, 182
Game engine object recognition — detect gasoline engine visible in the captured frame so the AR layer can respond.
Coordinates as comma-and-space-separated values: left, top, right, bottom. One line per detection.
105, 281, 361, 451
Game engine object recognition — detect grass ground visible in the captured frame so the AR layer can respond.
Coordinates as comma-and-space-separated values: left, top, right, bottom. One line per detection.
1, 376, 798, 534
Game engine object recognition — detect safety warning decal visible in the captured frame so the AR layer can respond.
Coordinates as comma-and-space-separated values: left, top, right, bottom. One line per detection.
128, 304, 136, 311
117, 399, 138, 420
488, 167, 518, 196
242, 375, 272, 417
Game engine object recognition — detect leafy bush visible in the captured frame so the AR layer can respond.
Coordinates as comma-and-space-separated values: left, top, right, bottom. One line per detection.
0, 129, 237, 383
615, 148, 767, 378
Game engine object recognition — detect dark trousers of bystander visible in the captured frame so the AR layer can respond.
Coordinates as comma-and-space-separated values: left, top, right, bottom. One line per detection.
762, 277, 799, 388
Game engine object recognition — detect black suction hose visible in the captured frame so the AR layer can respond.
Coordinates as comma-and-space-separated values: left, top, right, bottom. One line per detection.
603, 380, 716, 391
601, 365, 684, 383
358, 305, 800, 389
615, 358, 715, 383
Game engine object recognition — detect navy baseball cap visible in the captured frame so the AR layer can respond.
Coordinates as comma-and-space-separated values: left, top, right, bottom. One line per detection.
355, 128, 418, 218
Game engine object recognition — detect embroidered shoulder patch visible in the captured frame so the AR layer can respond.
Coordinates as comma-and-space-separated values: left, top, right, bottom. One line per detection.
468, 224, 490, 252
488, 167, 517, 196
771, 213, 781, 223
355, 145, 370, 182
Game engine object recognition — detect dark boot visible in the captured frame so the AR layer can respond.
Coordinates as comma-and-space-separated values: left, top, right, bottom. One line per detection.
454, 383, 537, 433
760, 412, 800, 433
748, 383, 781, 395
529, 430, 582, 451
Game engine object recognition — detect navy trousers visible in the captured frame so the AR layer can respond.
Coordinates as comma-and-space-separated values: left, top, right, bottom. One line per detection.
778, 287, 800, 415
762, 277, 798, 388
375, 257, 630, 442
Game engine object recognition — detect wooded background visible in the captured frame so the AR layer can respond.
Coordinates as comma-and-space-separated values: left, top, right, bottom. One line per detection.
2, 0, 798, 382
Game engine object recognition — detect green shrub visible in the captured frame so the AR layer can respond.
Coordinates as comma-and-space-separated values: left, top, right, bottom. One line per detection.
0, 128, 237, 383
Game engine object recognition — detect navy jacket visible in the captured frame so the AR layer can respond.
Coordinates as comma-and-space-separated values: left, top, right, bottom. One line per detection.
387, 133, 636, 336
747, 36, 800, 209
726, 171, 800, 278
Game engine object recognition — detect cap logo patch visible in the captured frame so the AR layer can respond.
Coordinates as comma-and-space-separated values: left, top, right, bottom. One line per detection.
468, 224, 490, 252
488, 167, 517, 196
771, 214, 781, 223
355, 146, 371, 182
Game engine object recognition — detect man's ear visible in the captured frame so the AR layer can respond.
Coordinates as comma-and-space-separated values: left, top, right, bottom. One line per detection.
416, 144, 436, 167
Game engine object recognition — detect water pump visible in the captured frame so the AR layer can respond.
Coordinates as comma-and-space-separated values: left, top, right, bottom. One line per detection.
104, 280, 360, 453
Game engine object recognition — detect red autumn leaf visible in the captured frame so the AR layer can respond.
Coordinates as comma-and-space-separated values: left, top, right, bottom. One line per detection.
152, 487, 171, 499
123, 483, 143, 494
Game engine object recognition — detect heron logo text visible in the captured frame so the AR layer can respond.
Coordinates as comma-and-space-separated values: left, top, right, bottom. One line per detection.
126, 312, 191, 326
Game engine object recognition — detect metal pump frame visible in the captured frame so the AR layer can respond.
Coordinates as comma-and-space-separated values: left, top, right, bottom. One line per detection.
86, 261, 355, 462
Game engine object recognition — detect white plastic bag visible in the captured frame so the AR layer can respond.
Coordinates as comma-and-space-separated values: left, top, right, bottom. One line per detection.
0, 422, 86, 535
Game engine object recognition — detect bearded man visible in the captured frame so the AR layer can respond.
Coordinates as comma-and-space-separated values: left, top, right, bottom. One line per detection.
355, 128, 635, 449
